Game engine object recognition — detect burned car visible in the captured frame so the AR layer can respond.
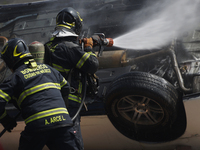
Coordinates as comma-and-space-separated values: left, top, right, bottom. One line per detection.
1, 0, 200, 147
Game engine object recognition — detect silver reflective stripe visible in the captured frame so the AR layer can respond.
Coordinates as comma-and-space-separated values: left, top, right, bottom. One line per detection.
18, 82, 61, 106
25, 107, 69, 124
52, 63, 70, 74
0, 89, 11, 102
76, 53, 90, 69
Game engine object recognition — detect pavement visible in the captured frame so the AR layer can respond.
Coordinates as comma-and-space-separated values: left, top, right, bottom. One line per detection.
0, 115, 139, 150
0, 115, 194, 150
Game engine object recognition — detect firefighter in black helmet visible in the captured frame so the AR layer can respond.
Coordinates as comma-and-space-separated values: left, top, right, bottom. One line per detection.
44, 7, 99, 150
0, 38, 80, 150
56, 7, 83, 35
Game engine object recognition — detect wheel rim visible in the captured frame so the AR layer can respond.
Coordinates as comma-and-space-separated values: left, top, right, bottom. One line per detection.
116, 95, 164, 125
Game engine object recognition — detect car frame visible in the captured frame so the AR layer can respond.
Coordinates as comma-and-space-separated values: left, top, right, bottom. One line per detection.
1, 0, 200, 149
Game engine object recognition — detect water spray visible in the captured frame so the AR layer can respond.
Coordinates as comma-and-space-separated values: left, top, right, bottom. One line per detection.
113, 0, 200, 50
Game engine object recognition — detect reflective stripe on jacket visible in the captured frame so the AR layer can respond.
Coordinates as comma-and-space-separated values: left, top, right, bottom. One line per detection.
25, 107, 69, 124
0, 62, 72, 131
44, 37, 99, 107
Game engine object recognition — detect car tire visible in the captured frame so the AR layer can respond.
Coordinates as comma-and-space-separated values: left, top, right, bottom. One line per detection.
105, 71, 180, 142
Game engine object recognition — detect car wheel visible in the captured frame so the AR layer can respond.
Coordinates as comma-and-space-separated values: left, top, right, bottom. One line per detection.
105, 71, 180, 142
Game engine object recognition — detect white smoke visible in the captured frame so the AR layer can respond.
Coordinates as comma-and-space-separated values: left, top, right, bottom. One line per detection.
114, 0, 200, 50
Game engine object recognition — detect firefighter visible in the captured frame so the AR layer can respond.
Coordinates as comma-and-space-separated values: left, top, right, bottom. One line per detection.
0, 38, 80, 150
44, 7, 99, 150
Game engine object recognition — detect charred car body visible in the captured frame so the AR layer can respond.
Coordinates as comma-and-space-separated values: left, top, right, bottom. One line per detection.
1, 0, 200, 146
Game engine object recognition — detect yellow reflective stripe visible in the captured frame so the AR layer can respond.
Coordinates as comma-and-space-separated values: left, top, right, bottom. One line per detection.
77, 12, 83, 22
87, 52, 97, 57
46, 38, 55, 47
52, 63, 70, 73
20, 53, 32, 58
50, 37, 55, 41
68, 94, 81, 103
0, 110, 7, 120
12, 96, 20, 108
76, 53, 90, 69
46, 42, 52, 47
65, 22, 75, 27
58, 22, 75, 27
60, 78, 68, 88
13, 45, 21, 57
78, 82, 82, 94
25, 107, 69, 124
18, 83, 61, 106
50, 44, 58, 53
57, 24, 71, 29
0, 89, 11, 102
1, 44, 8, 54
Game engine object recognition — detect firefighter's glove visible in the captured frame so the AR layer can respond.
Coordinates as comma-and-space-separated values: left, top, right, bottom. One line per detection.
92, 35, 101, 46
1, 115, 17, 132
83, 37, 93, 52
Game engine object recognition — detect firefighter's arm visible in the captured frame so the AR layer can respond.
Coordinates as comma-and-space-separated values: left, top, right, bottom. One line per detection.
59, 73, 70, 107
0, 111, 17, 132
76, 51, 99, 74
0, 94, 17, 132
61, 42, 99, 74
60, 76, 70, 96
0, 75, 22, 132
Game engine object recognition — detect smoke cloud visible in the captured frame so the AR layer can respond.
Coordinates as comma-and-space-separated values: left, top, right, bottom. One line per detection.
114, 0, 200, 50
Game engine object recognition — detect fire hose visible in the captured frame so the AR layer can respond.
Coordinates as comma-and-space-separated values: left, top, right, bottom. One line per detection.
72, 33, 113, 121
0, 34, 114, 135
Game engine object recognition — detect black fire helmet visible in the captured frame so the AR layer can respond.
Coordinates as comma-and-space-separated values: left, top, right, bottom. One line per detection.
1, 38, 33, 70
56, 7, 83, 35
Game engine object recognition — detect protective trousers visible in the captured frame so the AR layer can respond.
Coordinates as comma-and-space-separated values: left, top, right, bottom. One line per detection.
68, 107, 84, 150
18, 126, 80, 150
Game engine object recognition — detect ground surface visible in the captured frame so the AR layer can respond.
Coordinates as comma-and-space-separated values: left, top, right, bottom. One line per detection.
0, 115, 195, 150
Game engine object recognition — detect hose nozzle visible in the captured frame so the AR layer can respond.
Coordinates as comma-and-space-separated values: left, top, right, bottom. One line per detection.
105, 38, 114, 47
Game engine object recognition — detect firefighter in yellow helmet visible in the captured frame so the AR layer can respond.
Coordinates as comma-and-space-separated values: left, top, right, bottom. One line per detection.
0, 38, 80, 150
